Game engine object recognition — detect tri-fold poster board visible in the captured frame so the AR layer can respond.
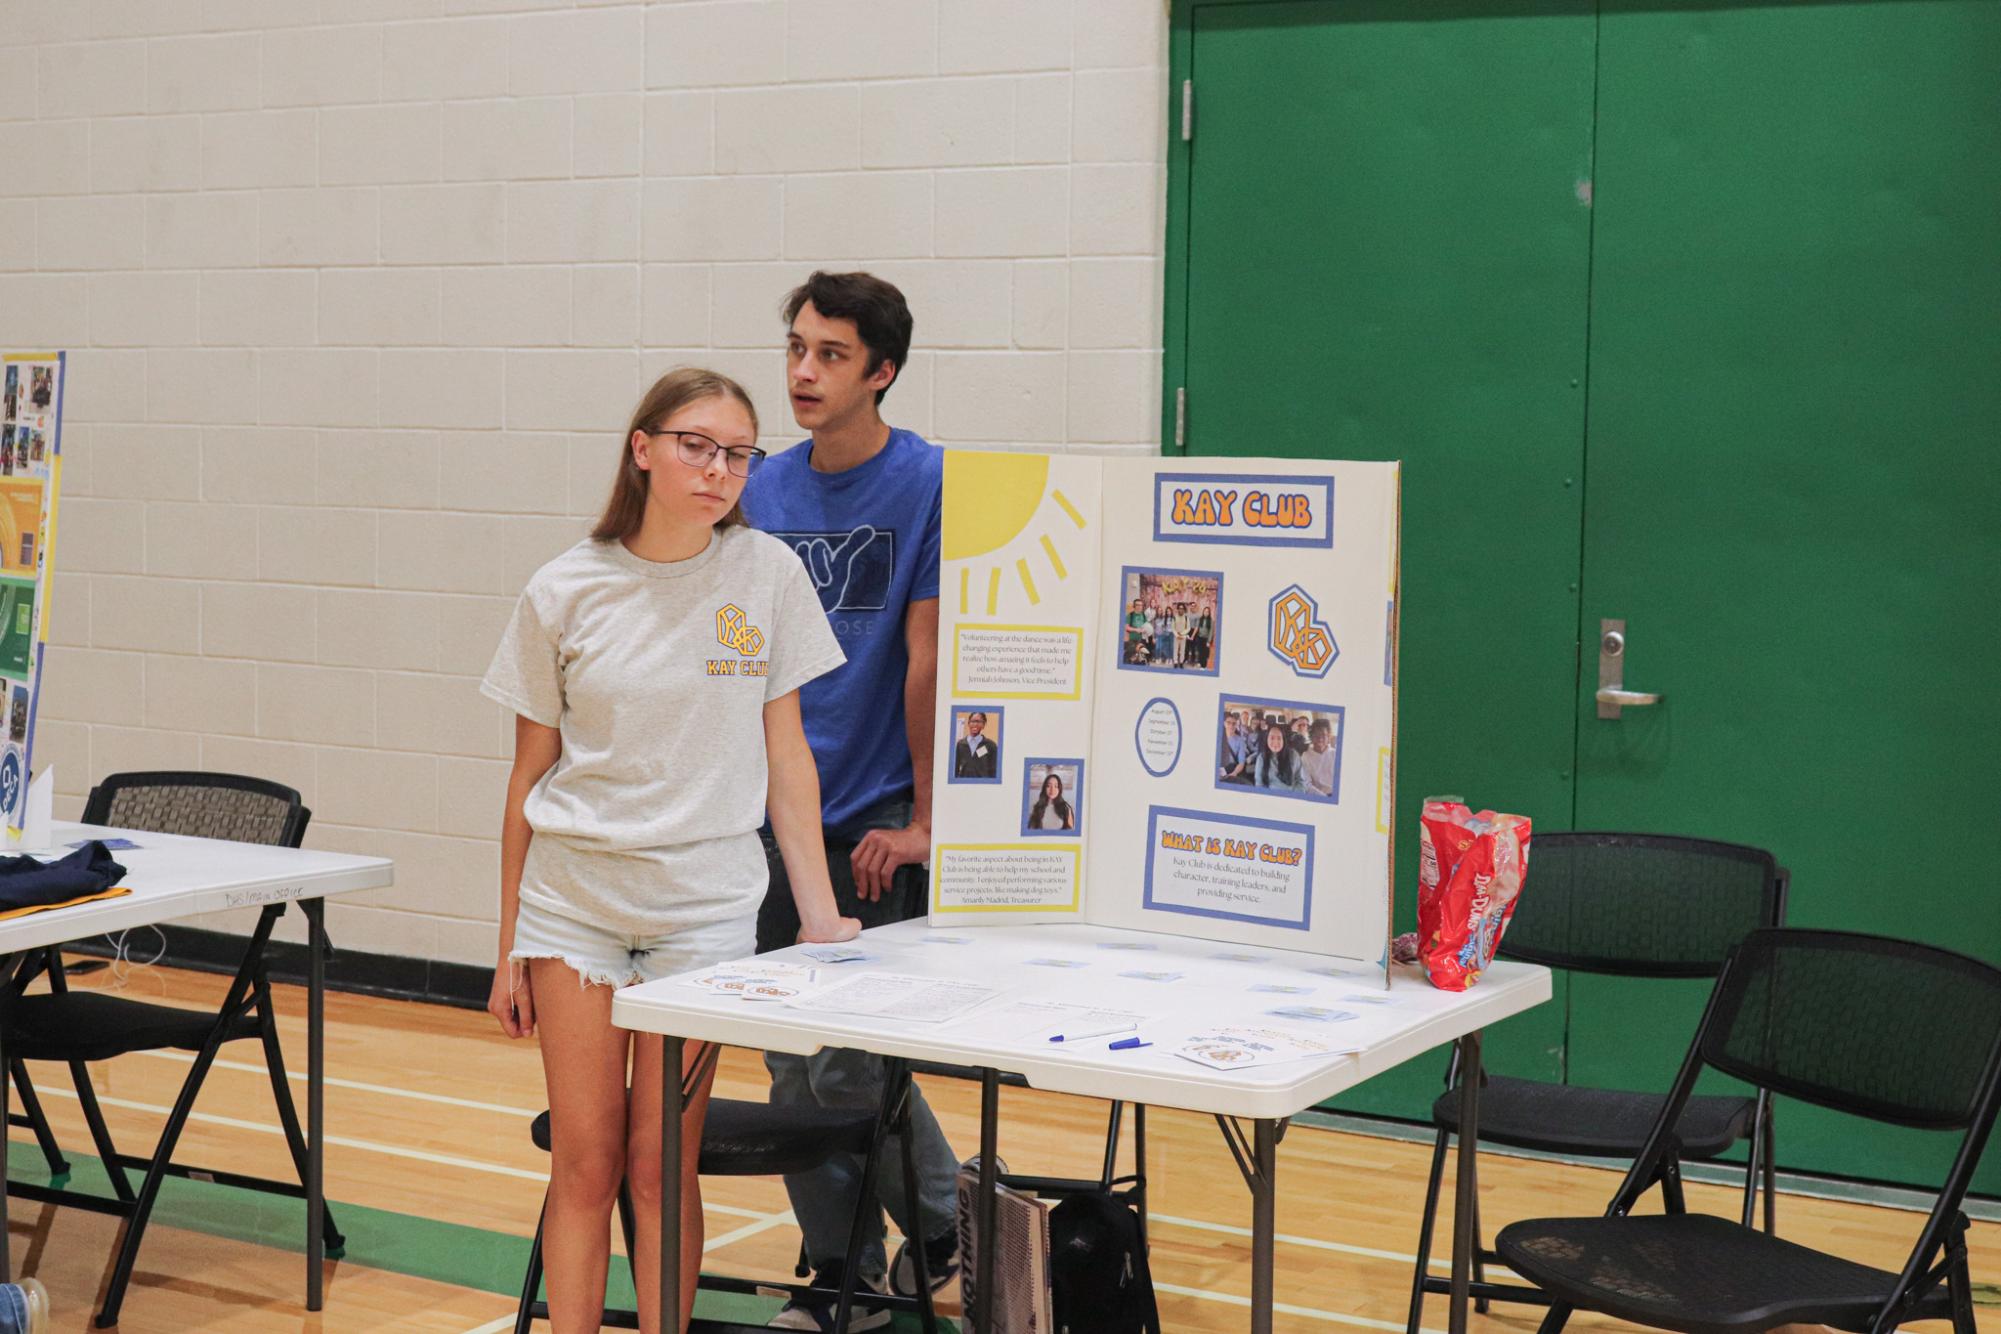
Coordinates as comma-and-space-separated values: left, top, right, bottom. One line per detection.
0, 351, 62, 844
928, 452, 1401, 982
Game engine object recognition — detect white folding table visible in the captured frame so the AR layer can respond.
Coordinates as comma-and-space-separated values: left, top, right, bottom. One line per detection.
614, 918, 1551, 1334
0, 820, 394, 1309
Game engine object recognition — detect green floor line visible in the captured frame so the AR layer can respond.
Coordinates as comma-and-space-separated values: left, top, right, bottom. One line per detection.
5, 1143, 955, 1329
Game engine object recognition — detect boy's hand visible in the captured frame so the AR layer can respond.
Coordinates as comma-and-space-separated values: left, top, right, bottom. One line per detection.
798, 914, 864, 945
852, 822, 928, 901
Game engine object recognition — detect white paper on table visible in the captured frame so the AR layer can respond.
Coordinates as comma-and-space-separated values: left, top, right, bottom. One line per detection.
962, 998, 1158, 1049
1172, 1023, 1360, 1071
788, 971, 1004, 1025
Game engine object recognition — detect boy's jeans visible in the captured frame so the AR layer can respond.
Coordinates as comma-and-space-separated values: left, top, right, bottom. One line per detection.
0, 1279, 43, 1333
756, 801, 961, 1280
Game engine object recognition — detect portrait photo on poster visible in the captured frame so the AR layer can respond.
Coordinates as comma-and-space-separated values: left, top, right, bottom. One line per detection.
1116, 565, 1221, 676
1216, 695, 1345, 803
1020, 757, 1083, 837
948, 704, 1003, 784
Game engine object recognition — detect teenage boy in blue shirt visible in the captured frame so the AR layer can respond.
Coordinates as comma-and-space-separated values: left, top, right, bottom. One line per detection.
742, 271, 959, 1332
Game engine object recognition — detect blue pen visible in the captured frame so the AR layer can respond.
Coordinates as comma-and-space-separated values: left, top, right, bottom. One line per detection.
1108, 1037, 1152, 1051
1048, 1023, 1136, 1043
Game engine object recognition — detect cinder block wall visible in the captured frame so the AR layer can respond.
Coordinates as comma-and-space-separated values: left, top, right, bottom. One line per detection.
0, 1, 1169, 968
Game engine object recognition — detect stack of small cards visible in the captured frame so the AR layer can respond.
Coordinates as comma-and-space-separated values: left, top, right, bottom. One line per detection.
683, 960, 820, 1002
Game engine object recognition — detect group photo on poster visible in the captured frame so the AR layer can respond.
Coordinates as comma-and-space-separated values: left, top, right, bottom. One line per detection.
1117, 566, 1221, 673
1216, 697, 1345, 802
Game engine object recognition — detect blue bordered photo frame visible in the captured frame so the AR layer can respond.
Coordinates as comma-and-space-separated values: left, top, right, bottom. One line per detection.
1019, 755, 1084, 837
945, 703, 1004, 785
1113, 564, 1222, 678
1214, 694, 1346, 805
1142, 803, 1316, 931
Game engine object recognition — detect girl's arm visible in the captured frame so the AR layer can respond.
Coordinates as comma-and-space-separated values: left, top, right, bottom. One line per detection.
489, 714, 561, 1037
765, 689, 862, 944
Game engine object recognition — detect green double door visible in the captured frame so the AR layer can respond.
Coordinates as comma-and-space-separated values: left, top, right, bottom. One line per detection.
1170, 0, 2001, 1190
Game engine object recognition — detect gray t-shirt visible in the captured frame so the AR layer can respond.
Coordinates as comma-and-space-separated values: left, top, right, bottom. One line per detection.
481, 527, 846, 935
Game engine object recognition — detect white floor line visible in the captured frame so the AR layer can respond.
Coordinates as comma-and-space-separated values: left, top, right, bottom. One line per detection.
446, 1211, 798, 1334
28, 1085, 770, 1221
702, 1207, 797, 1254
1149, 1210, 1518, 1277
134, 1049, 540, 1119
1155, 1280, 1446, 1334
456, 1316, 520, 1334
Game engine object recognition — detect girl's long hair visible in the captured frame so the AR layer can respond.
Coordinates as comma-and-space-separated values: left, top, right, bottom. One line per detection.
1030, 773, 1073, 829
1262, 724, 1299, 787
592, 368, 758, 542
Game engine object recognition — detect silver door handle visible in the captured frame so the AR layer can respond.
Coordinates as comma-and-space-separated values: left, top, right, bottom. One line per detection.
1596, 619, 1663, 719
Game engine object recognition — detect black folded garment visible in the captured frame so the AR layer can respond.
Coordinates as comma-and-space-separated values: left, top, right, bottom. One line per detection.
0, 840, 129, 914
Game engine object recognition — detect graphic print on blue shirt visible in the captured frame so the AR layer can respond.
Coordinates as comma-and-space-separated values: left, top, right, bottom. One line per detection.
741, 428, 943, 834
771, 525, 896, 613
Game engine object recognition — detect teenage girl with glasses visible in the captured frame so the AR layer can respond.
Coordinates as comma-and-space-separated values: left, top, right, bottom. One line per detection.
483, 368, 861, 1334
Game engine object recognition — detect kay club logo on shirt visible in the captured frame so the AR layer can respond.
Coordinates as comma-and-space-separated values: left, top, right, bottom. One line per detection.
707, 605, 770, 678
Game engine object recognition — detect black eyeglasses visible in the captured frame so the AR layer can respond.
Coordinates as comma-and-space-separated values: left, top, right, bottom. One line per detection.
647, 430, 767, 478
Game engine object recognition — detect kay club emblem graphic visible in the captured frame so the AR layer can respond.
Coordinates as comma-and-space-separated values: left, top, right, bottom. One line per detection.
707, 605, 770, 678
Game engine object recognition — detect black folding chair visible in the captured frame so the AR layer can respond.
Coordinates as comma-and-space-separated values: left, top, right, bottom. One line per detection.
515, 1044, 941, 1333
1498, 927, 2001, 1334
1, 771, 341, 1328
1406, 832, 1788, 1333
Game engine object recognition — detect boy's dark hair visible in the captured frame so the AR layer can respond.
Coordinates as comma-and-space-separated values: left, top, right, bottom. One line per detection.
782, 270, 914, 404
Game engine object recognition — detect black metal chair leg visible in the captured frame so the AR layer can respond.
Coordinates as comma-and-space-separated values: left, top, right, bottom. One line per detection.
1659, 1153, 1687, 1215
69, 1062, 135, 1204
1762, 1107, 1778, 1233
516, 1197, 548, 1334
1469, 1143, 1489, 1314
1948, 1215, 1976, 1334
1404, 1128, 1451, 1334
615, 1182, 638, 1267
1535, 1300, 1574, 1334
93, 1041, 230, 1328
893, 1065, 938, 1334
256, 986, 344, 1249
832, 1064, 900, 1333
9, 1059, 68, 1176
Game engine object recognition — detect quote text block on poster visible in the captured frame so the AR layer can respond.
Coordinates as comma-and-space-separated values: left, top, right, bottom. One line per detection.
932, 844, 1080, 914
950, 625, 1084, 700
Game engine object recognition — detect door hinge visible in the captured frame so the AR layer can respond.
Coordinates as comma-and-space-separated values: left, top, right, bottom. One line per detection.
1174, 387, 1187, 449
1181, 79, 1194, 142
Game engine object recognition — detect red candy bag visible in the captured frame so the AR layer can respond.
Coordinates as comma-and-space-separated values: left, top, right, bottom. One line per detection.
1416, 799, 1532, 991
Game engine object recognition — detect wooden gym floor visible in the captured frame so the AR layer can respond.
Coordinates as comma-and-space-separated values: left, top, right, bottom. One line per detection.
5, 964, 1996, 1332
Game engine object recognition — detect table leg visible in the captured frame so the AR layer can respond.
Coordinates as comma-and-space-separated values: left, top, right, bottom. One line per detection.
305, 899, 325, 1311
1251, 1119, 1276, 1334
662, 1034, 685, 1331
1449, 1030, 1483, 1334
976, 1068, 999, 1334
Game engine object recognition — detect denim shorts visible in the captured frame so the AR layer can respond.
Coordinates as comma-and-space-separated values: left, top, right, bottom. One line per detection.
509, 896, 756, 990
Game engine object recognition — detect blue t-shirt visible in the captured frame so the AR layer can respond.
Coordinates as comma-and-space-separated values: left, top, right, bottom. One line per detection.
741, 428, 943, 834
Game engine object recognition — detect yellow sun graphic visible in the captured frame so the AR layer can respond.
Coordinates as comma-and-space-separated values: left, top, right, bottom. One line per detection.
943, 452, 1086, 615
